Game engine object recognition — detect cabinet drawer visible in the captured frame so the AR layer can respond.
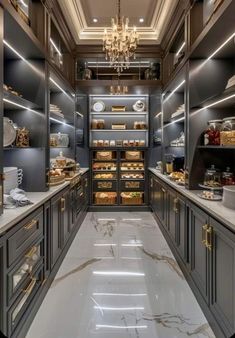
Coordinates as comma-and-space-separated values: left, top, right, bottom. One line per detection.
8, 207, 43, 267
7, 265, 43, 337
7, 239, 43, 305
120, 180, 144, 191
93, 180, 117, 191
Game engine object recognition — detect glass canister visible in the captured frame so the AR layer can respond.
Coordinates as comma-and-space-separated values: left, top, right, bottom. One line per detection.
222, 167, 235, 185
204, 120, 222, 145
220, 117, 235, 145
204, 165, 221, 187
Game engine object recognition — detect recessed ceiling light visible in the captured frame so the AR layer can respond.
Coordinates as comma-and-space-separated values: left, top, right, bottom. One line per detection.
93, 18, 98, 23
139, 18, 144, 23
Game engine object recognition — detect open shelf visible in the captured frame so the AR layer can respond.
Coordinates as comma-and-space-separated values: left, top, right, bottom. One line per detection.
3, 90, 42, 111
197, 145, 235, 149
90, 111, 148, 115
91, 129, 148, 132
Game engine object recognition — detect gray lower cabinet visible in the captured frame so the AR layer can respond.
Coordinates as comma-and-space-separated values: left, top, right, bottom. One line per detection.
210, 218, 235, 337
189, 204, 210, 304
149, 172, 235, 338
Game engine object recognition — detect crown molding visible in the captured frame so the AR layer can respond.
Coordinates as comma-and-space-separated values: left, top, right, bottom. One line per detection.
58, 0, 180, 45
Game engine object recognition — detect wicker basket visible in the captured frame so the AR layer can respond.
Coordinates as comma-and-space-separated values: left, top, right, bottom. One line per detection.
121, 192, 143, 205
220, 131, 235, 145
96, 151, 113, 160
95, 192, 117, 205
125, 151, 141, 160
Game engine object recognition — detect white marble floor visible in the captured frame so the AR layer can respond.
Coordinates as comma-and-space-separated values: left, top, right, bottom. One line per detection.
26, 212, 215, 338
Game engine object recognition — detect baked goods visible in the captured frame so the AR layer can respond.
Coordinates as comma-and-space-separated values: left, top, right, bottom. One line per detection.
95, 192, 117, 204
121, 192, 143, 205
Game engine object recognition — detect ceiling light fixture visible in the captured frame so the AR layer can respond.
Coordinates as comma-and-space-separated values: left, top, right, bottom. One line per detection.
139, 18, 144, 23
93, 18, 98, 23
103, 0, 139, 74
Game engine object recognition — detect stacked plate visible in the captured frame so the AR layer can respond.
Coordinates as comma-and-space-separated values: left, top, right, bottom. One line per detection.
3, 167, 23, 194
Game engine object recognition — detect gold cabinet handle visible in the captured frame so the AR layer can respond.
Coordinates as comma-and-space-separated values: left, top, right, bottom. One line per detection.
202, 224, 208, 246
161, 187, 166, 193
150, 178, 153, 188
61, 198, 65, 212
80, 192, 84, 197
24, 219, 37, 230
206, 226, 213, 251
85, 178, 88, 187
173, 198, 179, 213
22, 278, 36, 294
25, 246, 38, 259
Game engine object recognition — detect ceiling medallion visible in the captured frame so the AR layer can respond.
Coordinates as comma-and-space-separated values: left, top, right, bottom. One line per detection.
103, 0, 139, 74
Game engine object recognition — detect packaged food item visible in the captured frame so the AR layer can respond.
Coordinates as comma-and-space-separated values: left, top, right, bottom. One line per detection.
222, 167, 235, 185
204, 120, 222, 145
125, 151, 141, 160
98, 140, 104, 147
121, 192, 143, 205
96, 151, 112, 160
110, 140, 116, 147
104, 140, 110, 146
93, 140, 98, 147
220, 117, 235, 145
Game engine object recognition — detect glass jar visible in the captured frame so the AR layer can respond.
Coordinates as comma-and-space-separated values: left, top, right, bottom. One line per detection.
222, 167, 235, 186
220, 117, 235, 145
204, 165, 221, 187
204, 120, 222, 145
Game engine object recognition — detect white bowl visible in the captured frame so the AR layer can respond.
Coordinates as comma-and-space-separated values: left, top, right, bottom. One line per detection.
222, 186, 235, 210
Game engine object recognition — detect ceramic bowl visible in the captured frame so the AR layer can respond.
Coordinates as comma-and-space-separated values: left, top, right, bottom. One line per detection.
222, 185, 235, 210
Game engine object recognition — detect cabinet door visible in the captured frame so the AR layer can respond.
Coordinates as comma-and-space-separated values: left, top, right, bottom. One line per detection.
44, 201, 51, 278
210, 218, 235, 337
51, 194, 62, 267
168, 189, 177, 241
190, 204, 210, 304
177, 196, 187, 263
149, 176, 154, 208
61, 189, 70, 247
0, 239, 6, 335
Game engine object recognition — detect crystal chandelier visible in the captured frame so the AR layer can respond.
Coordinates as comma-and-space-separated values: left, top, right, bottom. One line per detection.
103, 0, 139, 74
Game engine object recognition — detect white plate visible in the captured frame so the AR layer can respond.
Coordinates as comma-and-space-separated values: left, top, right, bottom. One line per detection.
93, 101, 105, 112
3, 117, 16, 147
197, 193, 222, 201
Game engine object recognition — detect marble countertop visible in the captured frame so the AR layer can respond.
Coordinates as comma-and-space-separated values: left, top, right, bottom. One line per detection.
0, 168, 89, 236
149, 168, 235, 233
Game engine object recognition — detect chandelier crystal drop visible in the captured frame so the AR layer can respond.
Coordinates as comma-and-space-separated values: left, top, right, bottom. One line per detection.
103, 0, 139, 74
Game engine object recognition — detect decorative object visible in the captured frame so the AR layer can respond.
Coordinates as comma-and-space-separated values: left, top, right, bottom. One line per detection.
112, 123, 126, 130
220, 117, 235, 145
225, 75, 235, 89
93, 101, 105, 112
133, 100, 145, 112
15, 127, 30, 147
50, 133, 69, 148
3, 117, 17, 147
112, 105, 126, 112
103, 0, 139, 74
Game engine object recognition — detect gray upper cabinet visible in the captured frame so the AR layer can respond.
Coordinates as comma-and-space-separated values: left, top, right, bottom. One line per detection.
189, 203, 210, 304
210, 218, 235, 337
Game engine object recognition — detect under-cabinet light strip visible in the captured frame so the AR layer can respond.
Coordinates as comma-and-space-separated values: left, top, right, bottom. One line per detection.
176, 41, 186, 56
50, 38, 62, 56
76, 111, 83, 118
49, 117, 74, 128
163, 80, 185, 102
19, 0, 28, 8
207, 32, 235, 60
3, 39, 26, 61
194, 93, 235, 114
163, 116, 185, 128
3, 98, 39, 114
49, 77, 67, 95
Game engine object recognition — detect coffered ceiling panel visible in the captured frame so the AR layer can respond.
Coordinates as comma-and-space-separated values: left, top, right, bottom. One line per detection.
58, 0, 179, 45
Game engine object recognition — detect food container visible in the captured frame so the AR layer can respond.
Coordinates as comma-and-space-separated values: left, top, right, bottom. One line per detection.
121, 192, 143, 205
16, 127, 30, 147
222, 186, 235, 210
139, 140, 145, 147
55, 152, 67, 167
203, 165, 221, 187
96, 151, 112, 161
50, 133, 69, 147
125, 151, 141, 160
220, 117, 235, 145
110, 140, 116, 147
104, 140, 109, 147
133, 121, 147, 129
204, 120, 222, 145
95, 192, 117, 205
222, 167, 235, 186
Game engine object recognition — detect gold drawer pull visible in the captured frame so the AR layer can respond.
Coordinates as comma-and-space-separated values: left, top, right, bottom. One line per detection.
173, 198, 179, 213
22, 278, 36, 294
150, 178, 153, 188
25, 246, 38, 259
61, 198, 65, 212
202, 224, 208, 246
24, 219, 37, 230
161, 188, 166, 193
206, 226, 213, 251
80, 192, 84, 197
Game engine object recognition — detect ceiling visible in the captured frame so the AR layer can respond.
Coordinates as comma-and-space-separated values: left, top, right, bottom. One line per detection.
58, 0, 179, 45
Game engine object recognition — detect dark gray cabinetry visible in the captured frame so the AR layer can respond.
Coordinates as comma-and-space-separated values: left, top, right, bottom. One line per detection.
189, 204, 210, 304
51, 187, 70, 267
149, 171, 235, 338
209, 219, 235, 337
